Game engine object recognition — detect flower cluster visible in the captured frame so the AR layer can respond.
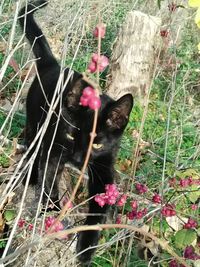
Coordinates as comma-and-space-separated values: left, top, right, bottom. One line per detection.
18, 218, 33, 231
88, 53, 109, 73
44, 216, 64, 233
169, 259, 185, 267
94, 184, 120, 207
93, 23, 106, 38
152, 193, 162, 204
161, 204, 176, 217
80, 86, 101, 110
183, 245, 200, 260
160, 30, 169, 38
127, 207, 147, 220
168, 176, 200, 187
135, 183, 148, 194
183, 218, 198, 229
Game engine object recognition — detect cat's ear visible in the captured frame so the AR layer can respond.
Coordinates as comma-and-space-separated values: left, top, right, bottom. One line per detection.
106, 94, 133, 130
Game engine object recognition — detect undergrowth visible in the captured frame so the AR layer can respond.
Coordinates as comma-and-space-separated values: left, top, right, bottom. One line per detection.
0, 1, 199, 267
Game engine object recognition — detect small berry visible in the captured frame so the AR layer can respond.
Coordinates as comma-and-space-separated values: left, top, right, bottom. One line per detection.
141, 208, 147, 216
127, 211, 137, 220
179, 178, 190, 188
136, 211, 143, 219
80, 95, 89, 106
93, 23, 106, 38
92, 53, 100, 63
191, 204, 198, 210
88, 61, 97, 73
116, 215, 121, 224
28, 224, 33, 231
152, 194, 162, 204
169, 260, 179, 267
107, 195, 117, 205
160, 30, 169, 37
161, 204, 176, 217
135, 183, 148, 194
131, 200, 138, 210
82, 86, 95, 98
184, 218, 198, 229
45, 216, 64, 233
183, 246, 200, 260
98, 55, 109, 70
88, 96, 101, 110
18, 219, 26, 228
117, 194, 127, 207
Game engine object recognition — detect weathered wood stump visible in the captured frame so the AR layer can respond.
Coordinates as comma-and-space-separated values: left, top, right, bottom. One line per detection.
106, 11, 161, 101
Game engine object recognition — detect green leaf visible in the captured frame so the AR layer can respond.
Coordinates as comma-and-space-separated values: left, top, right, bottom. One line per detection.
188, 185, 200, 203
0, 240, 6, 248
174, 229, 197, 249
4, 210, 15, 222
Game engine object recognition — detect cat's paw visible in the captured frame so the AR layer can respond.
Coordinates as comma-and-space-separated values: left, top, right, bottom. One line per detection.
76, 230, 100, 265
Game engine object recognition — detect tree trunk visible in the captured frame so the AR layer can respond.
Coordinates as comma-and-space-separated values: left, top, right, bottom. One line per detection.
106, 11, 161, 102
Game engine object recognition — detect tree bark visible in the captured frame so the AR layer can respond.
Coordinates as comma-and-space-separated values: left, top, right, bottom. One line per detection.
106, 11, 161, 102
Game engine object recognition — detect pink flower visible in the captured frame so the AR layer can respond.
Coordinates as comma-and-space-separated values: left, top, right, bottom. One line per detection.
18, 219, 26, 228
116, 215, 121, 224
184, 218, 198, 229
152, 194, 162, 204
44, 216, 64, 233
88, 61, 97, 73
135, 183, 148, 194
80, 86, 101, 110
161, 204, 176, 217
117, 195, 127, 207
191, 204, 198, 210
127, 211, 137, 220
131, 200, 138, 210
93, 23, 106, 38
88, 96, 101, 110
88, 55, 109, 73
28, 224, 33, 231
160, 30, 169, 37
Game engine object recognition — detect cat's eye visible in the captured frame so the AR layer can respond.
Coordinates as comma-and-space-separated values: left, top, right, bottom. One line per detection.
92, 143, 103, 150
66, 133, 74, 140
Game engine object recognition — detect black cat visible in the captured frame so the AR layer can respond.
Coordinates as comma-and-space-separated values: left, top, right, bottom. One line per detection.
19, 0, 133, 264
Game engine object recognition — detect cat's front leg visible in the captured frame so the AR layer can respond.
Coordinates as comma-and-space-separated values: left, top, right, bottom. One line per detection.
39, 145, 65, 208
76, 167, 113, 265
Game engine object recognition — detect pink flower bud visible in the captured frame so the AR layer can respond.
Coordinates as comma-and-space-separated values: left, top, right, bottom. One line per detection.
80, 95, 89, 106
93, 23, 106, 38
82, 86, 95, 98
18, 219, 26, 228
92, 53, 100, 63
131, 200, 138, 210
88, 96, 101, 110
88, 61, 97, 73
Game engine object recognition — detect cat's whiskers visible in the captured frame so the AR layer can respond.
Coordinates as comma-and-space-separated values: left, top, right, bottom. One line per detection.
88, 163, 104, 186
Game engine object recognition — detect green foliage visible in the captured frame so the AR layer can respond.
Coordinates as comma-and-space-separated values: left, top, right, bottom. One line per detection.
0, 111, 25, 139
0, 240, 6, 249
4, 210, 15, 222
174, 229, 197, 249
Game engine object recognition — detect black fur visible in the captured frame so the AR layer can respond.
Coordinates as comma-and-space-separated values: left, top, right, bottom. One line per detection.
19, 1, 133, 264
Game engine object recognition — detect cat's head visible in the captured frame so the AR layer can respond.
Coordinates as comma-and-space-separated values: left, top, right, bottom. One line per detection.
66, 90, 133, 168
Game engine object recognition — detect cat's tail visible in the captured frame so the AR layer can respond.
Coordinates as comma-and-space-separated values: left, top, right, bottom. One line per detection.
19, 0, 57, 68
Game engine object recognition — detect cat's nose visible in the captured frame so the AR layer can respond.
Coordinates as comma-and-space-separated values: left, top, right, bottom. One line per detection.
72, 152, 84, 168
